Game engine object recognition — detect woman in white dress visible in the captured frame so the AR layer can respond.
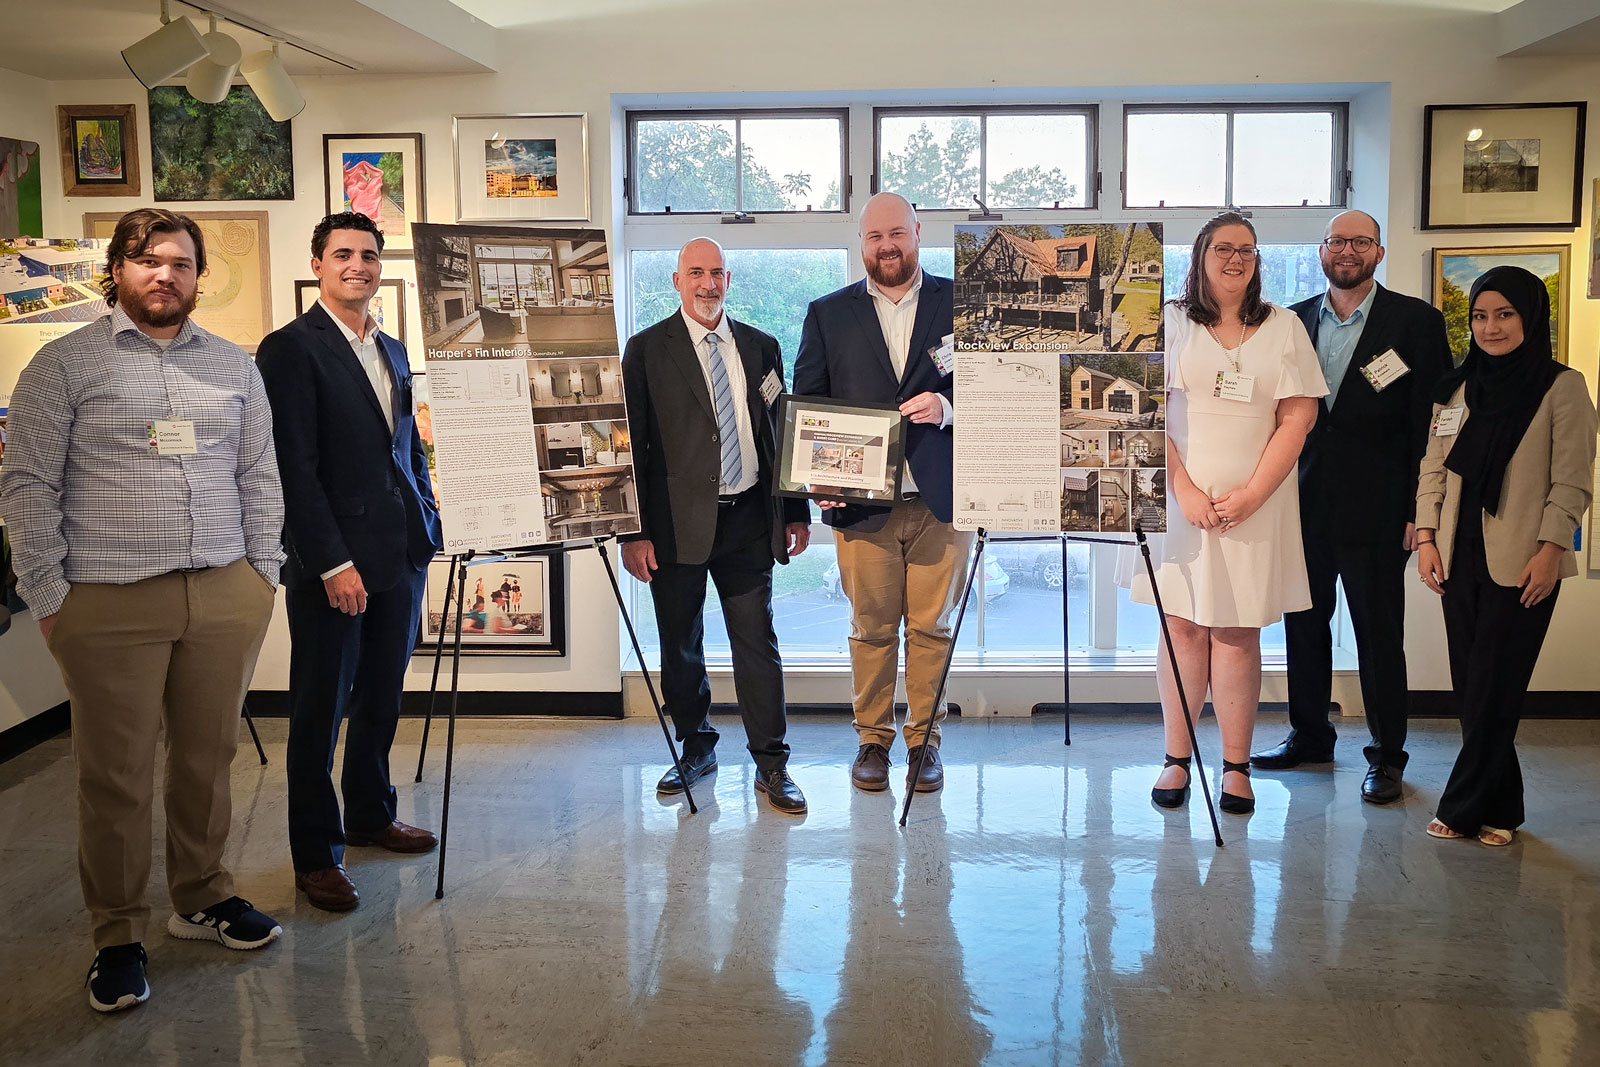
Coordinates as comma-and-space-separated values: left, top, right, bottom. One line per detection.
1132, 212, 1327, 814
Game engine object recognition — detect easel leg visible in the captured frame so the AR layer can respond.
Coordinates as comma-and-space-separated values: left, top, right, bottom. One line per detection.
900, 528, 988, 828
241, 701, 267, 766
1061, 535, 1071, 746
595, 539, 698, 815
416, 555, 459, 783
435, 554, 471, 899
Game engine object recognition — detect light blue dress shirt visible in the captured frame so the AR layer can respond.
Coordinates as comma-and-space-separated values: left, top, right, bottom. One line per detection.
1314, 283, 1378, 409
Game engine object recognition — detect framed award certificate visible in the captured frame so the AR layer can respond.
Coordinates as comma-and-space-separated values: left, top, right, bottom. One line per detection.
774, 395, 905, 504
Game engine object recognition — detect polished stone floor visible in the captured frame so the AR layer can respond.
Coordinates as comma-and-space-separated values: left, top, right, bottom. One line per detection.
2, 711, 1598, 1067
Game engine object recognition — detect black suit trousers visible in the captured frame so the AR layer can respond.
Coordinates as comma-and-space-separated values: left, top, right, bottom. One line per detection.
1284, 534, 1411, 767
648, 489, 789, 773
285, 567, 425, 872
1436, 535, 1557, 833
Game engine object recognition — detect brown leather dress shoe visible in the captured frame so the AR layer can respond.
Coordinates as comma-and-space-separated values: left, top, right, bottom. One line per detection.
905, 744, 944, 792
295, 865, 359, 911
345, 820, 438, 854
851, 743, 891, 791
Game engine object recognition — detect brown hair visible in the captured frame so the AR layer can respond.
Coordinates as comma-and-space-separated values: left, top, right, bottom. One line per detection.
101, 208, 207, 307
1172, 210, 1269, 327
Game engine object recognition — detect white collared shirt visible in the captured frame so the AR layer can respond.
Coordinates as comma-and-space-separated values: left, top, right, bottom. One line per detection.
680, 306, 757, 495
863, 270, 952, 494
319, 297, 394, 434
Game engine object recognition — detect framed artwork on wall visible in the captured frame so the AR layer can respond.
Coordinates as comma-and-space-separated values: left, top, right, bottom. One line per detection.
1430, 244, 1569, 365
452, 113, 589, 223
0, 136, 43, 237
294, 277, 408, 348
85, 209, 273, 352
56, 104, 141, 197
1421, 102, 1586, 230
415, 552, 567, 655
148, 85, 293, 202
322, 133, 425, 256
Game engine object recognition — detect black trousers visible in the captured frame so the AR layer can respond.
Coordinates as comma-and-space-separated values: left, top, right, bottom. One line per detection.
649, 489, 789, 773
1284, 534, 1411, 768
1435, 535, 1557, 833
285, 566, 425, 873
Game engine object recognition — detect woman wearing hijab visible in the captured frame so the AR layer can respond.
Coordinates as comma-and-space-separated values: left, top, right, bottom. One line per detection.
1415, 265, 1596, 846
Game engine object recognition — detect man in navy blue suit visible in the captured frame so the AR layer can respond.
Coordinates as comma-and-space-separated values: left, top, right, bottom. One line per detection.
257, 212, 442, 912
794, 192, 973, 794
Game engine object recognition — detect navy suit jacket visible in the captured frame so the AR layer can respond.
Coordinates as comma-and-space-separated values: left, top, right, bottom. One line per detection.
256, 302, 441, 591
792, 274, 956, 531
622, 312, 809, 566
1290, 284, 1452, 544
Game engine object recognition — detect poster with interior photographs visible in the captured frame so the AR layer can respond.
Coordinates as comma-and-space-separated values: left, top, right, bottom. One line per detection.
952, 222, 1168, 534
410, 221, 636, 554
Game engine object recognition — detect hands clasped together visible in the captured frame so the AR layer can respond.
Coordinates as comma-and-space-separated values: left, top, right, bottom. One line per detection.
1175, 480, 1265, 533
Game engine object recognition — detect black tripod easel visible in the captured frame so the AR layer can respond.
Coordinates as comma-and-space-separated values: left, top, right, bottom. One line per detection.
413, 537, 700, 899
239, 703, 267, 765
899, 524, 1224, 845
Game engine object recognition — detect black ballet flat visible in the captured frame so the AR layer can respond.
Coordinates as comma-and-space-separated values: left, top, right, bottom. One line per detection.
1151, 754, 1191, 809
1220, 759, 1255, 815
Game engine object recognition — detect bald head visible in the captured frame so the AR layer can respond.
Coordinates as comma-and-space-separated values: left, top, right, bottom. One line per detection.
1319, 209, 1385, 293
673, 237, 729, 328
1324, 209, 1380, 244
859, 192, 921, 293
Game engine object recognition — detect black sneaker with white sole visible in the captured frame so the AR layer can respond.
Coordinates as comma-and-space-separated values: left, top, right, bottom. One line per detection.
167, 896, 282, 950
86, 942, 149, 1013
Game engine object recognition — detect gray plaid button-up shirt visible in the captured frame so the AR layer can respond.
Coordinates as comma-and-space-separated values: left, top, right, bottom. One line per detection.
0, 305, 285, 618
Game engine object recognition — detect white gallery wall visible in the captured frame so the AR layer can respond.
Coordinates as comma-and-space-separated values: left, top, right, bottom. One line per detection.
3, 0, 1599, 722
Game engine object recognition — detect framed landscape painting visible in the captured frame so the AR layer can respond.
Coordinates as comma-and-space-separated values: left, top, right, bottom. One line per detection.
148, 85, 293, 202
323, 133, 424, 256
1430, 244, 1569, 365
57, 104, 140, 197
1422, 103, 1585, 230
453, 114, 589, 223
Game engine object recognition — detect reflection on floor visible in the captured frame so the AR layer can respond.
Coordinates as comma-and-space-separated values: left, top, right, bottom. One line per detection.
3, 712, 1598, 1065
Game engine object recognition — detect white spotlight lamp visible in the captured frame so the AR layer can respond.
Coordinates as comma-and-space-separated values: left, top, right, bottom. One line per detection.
185, 16, 242, 104
121, 0, 209, 89
240, 41, 305, 122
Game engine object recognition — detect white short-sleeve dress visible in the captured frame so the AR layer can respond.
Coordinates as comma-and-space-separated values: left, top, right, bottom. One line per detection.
1129, 304, 1329, 628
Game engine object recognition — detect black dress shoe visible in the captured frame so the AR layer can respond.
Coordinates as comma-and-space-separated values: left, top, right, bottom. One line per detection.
1220, 760, 1255, 815
1151, 753, 1191, 809
755, 768, 807, 814
1249, 737, 1334, 770
657, 754, 716, 795
1361, 764, 1403, 804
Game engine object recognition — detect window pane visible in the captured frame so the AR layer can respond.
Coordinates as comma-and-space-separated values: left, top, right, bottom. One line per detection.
739, 117, 844, 212
974, 540, 1090, 653
630, 248, 849, 387
1125, 112, 1226, 207
1163, 243, 1325, 307
1234, 112, 1334, 206
633, 118, 737, 213
920, 246, 954, 279
879, 114, 981, 210
985, 113, 1090, 208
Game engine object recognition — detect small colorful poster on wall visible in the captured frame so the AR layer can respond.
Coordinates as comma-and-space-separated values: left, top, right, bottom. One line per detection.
57, 104, 141, 197
486, 138, 556, 199
323, 133, 424, 255
0, 139, 43, 239
411, 221, 635, 554
953, 222, 1168, 535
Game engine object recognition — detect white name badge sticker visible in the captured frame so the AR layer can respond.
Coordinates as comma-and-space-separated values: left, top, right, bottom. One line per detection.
1213, 371, 1255, 403
759, 370, 782, 406
928, 334, 955, 376
1432, 405, 1465, 437
147, 419, 198, 455
1360, 349, 1410, 392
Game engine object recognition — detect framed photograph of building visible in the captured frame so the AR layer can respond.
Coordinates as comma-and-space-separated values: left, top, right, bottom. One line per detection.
1421, 103, 1586, 230
323, 133, 424, 256
1430, 245, 1569, 365
415, 552, 566, 655
452, 114, 589, 223
56, 104, 140, 197
294, 277, 407, 348
774, 395, 905, 505
84, 209, 272, 353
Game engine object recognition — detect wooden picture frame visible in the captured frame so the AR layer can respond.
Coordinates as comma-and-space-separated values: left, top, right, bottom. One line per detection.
415, 552, 567, 655
452, 113, 590, 223
322, 132, 425, 257
57, 104, 141, 197
84, 209, 272, 353
1430, 244, 1570, 365
1422, 102, 1586, 230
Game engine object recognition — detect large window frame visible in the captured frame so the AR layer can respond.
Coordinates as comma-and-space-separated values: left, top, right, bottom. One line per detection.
626, 108, 852, 216
872, 104, 1100, 212
1121, 102, 1350, 210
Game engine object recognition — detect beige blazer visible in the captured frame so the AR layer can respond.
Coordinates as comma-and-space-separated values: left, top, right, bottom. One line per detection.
1415, 367, 1597, 584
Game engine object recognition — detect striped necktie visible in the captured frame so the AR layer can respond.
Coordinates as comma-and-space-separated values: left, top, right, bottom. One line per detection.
706, 332, 743, 489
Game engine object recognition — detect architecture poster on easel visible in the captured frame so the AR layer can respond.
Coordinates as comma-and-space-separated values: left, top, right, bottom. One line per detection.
951, 222, 1168, 534
410, 222, 637, 554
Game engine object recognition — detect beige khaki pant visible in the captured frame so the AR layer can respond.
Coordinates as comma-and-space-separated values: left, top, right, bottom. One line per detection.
45, 558, 275, 949
833, 499, 975, 750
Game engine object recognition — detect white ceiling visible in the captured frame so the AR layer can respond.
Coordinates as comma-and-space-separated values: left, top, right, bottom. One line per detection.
0, 0, 496, 79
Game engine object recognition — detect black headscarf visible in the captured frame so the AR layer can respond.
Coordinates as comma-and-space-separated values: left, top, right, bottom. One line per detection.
1436, 264, 1564, 516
